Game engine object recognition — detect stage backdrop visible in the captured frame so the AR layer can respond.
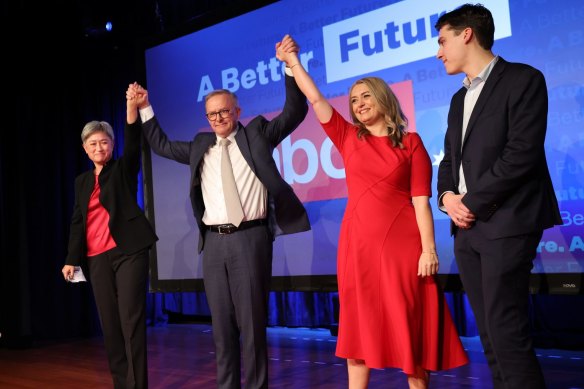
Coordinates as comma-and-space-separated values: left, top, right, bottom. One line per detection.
143, 0, 584, 293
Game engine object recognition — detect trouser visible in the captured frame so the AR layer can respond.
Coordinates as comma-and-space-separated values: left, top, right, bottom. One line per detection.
202, 225, 272, 389
89, 246, 149, 389
455, 228, 546, 389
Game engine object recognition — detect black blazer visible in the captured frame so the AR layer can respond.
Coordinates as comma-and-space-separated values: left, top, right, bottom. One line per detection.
65, 121, 158, 265
437, 57, 562, 239
142, 74, 310, 252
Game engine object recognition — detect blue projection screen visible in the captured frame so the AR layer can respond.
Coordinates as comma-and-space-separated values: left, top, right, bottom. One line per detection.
144, 0, 584, 293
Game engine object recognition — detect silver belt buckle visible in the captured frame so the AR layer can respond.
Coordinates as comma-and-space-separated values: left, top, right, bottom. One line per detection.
217, 225, 231, 234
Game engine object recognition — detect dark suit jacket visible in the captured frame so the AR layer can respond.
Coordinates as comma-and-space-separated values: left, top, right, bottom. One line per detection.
437, 57, 562, 239
65, 121, 158, 265
142, 74, 310, 252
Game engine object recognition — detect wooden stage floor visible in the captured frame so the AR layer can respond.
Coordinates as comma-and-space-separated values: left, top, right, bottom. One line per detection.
0, 323, 582, 388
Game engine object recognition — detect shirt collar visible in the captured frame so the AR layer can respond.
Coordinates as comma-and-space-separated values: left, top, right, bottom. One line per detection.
463, 55, 499, 89
215, 127, 239, 145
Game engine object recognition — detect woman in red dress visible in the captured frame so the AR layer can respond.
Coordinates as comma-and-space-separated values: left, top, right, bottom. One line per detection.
276, 35, 469, 388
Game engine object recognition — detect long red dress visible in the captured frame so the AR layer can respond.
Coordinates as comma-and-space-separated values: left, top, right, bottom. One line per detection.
322, 109, 468, 374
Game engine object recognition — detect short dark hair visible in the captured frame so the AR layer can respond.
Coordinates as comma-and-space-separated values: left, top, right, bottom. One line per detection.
434, 3, 495, 50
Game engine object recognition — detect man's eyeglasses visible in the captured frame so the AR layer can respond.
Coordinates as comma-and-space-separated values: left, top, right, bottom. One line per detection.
205, 109, 232, 121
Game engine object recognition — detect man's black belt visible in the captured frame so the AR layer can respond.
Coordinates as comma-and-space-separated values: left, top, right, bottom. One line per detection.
205, 219, 267, 235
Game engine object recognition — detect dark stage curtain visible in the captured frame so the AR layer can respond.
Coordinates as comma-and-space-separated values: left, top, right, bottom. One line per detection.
2, 0, 583, 352
145, 289, 584, 351
146, 291, 339, 329
1, 0, 148, 346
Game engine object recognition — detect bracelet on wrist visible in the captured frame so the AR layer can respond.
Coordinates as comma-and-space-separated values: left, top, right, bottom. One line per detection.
288, 63, 300, 69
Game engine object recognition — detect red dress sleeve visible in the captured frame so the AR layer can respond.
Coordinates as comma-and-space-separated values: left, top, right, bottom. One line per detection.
320, 108, 356, 154
407, 132, 432, 198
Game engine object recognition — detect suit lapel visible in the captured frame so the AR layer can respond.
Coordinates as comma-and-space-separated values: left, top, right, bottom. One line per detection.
234, 124, 257, 175
79, 172, 96, 217
462, 58, 506, 149
450, 89, 465, 186
193, 134, 216, 186
201, 135, 216, 155
453, 90, 465, 154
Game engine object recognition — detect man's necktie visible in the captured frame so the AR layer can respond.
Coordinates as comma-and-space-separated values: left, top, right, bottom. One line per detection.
219, 138, 244, 227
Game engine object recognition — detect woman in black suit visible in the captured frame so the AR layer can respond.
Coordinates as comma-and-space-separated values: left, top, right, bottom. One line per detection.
62, 98, 158, 389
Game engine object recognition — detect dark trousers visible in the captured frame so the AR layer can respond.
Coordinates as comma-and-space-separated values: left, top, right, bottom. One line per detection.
202, 225, 272, 389
455, 228, 546, 389
88, 247, 149, 389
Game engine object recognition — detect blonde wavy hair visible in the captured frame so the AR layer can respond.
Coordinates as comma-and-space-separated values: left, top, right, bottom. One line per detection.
348, 77, 408, 148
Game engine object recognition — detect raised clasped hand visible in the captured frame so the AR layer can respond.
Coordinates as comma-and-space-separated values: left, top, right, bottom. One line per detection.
276, 34, 299, 65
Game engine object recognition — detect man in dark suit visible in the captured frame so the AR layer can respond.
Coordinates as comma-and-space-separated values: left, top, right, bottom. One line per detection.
126, 42, 309, 388
434, 4, 562, 389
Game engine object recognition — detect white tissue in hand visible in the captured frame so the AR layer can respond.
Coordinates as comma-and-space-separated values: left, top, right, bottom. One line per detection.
70, 266, 87, 283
